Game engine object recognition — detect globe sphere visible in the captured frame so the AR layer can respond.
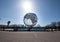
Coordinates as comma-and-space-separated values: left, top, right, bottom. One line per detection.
23, 13, 38, 27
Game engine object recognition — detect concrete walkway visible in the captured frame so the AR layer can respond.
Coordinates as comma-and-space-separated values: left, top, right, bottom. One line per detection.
0, 31, 60, 42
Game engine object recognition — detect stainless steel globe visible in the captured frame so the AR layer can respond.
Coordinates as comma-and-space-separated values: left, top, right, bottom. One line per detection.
23, 13, 38, 27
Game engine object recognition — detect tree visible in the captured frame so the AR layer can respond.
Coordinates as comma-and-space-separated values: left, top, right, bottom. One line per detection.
57, 21, 60, 30
57, 21, 60, 26
7, 21, 11, 26
51, 22, 56, 27
51, 22, 57, 31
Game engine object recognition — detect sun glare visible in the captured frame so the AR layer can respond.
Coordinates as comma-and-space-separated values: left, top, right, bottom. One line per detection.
17, 0, 35, 15
21, 0, 33, 13
22, 2, 31, 10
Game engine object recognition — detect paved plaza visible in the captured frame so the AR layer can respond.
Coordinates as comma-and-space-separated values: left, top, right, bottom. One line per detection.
0, 31, 60, 42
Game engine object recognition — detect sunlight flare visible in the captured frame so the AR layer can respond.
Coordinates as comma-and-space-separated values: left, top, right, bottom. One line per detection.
21, 0, 33, 13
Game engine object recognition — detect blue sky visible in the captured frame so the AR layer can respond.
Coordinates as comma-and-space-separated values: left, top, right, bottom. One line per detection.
0, 0, 60, 26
